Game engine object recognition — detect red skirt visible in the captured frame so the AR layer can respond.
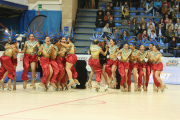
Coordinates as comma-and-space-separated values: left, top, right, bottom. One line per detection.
24, 53, 38, 63
56, 56, 66, 82
153, 62, 163, 71
11, 58, 17, 66
66, 54, 77, 65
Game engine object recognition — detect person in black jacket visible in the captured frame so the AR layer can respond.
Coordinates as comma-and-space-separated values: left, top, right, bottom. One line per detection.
95, 11, 104, 28
96, 7, 104, 16
107, 17, 116, 32
156, 23, 166, 43
169, 37, 180, 57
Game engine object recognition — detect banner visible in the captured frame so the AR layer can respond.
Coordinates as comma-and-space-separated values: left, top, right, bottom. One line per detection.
161, 57, 180, 67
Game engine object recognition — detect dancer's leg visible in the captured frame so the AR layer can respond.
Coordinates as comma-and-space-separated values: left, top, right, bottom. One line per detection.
30, 62, 36, 89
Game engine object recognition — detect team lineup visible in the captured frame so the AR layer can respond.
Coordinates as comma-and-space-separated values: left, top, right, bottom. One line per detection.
0, 27, 167, 92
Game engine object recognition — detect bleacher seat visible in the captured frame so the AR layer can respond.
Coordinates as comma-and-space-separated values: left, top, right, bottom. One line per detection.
137, 8, 144, 11
146, 18, 150, 21
95, 28, 102, 32
114, 17, 120, 21
114, 12, 120, 15
130, 13, 136, 15
115, 23, 121, 27
121, 29, 129, 32
155, 18, 160, 22
147, 13, 153, 16
138, 18, 141, 21
140, 13, 144, 16
166, 43, 169, 46
114, 7, 120, 10
177, 43, 180, 47
101, 6, 105, 9
100, 3, 106, 7
130, 7, 136, 10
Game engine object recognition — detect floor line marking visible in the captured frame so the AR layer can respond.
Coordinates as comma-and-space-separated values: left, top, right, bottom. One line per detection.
0, 92, 114, 117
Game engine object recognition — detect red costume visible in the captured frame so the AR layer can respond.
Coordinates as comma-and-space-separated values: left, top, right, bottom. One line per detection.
50, 58, 59, 83
118, 61, 129, 85
0, 55, 15, 80
138, 62, 146, 86
56, 56, 66, 82
40, 56, 50, 84
105, 59, 118, 78
11, 58, 17, 66
153, 62, 163, 87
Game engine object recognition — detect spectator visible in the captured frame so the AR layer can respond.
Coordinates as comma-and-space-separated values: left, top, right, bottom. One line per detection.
147, 24, 155, 36
130, 18, 138, 34
175, 27, 180, 42
172, 7, 180, 22
165, 25, 175, 43
162, 0, 169, 8
137, 24, 146, 36
164, 14, 170, 23
149, 29, 157, 40
156, 23, 166, 43
95, 11, 104, 28
158, 18, 165, 28
104, 11, 113, 22
122, 7, 129, 20
144, 0, 154, 13
122, 2, 129, 10
147, 19, 155, 29
162, 4, 170, 15
170, 4, 175, 12
96, 7, 104, 16
102, 22, 111, 36
174, 0, 180, 10
105, 6, 113, 15
108, 17, 116, 30
167, 10, 172, 19
120, 30, 129, 40
139, 18, 146, 27
139, 30, 148, 40
169, 0, 175, 8
175, 19, 180, 30
166, 19, 174, 30
109, 2, 114, 11
154, 0, 162, 14
168, 37, 180, 57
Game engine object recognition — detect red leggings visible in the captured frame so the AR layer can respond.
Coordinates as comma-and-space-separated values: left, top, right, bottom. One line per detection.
56, 56, 66, 82
0, 56, 15, 80
118, 61, 129, 85
138, 62, 146, 86
50, 58, 59, 83
127, 62, 139, 86
153, 62, 163, 87
105, 58, 118, 78
89, 58, 102, 82
40, 57, 50, 84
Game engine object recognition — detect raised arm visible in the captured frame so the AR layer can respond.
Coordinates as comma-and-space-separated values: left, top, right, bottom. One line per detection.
61, 42, 71, 48
37, 45, 43, 55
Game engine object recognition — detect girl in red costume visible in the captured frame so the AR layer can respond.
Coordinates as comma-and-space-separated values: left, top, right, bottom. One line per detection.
37, 31, 54, 91
60, 29, 78, 88
136, 40, 148, 92
55, 31, 68, 90
105, 35, 119, 89
148, 45, 167, 92
87, 32, 108, 92
3, 42, 19, 90
0, 28, 19, 90
20, 27, 40, 89
118, 36, 135, 92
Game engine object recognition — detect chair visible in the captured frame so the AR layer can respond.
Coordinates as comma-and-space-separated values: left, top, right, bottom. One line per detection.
146, 18, 150, 21
114, 12, 120, 15
137, 8, 144, 11
114, 7, 120, 10
95, 28, 102, 32
120, 29, 129, 32
166, 43, 169, 46
147, 13, 153, 16
155, 18, 160, 22
138, 18, 141, 21
130, 13, 136, 15
140, 13, 144, 16
115, 23, 121, 27
177, 43, 180, 47
114, 17, 120, 21
130, 7, 136, 10
101, 6, 105, 9
100, 3, 106, 7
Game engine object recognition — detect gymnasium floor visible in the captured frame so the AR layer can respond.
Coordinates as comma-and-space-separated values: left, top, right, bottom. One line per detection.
0, 82, 180, 120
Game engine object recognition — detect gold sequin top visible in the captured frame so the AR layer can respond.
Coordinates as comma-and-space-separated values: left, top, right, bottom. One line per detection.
67, 43, 75, 54
53, 46, 58, 56
42, 44, 51, 56
121, 48, 132, 59
26, 41, 38, 53
147, 50, 154, 61
153, 51, 162, 62
139, 51, 148, 61
90, 44, 101, 56
109, 45, 118, 55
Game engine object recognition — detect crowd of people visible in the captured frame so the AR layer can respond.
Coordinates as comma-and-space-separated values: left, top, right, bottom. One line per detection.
94, 0, 180, 57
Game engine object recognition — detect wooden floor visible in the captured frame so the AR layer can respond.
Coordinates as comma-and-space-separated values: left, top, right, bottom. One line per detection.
0, 82, 180, 120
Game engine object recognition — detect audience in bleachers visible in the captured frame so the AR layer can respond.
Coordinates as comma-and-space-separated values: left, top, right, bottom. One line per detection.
105, 6, 113, 15
96, 7, 104, 16
166, 19, 174, 29
120, 30, 129, 40
165, 25, 175, 43
149, 29, 157, 40
169, 0, 175, 9
130, 18, 138, 34
147, 19, 155, 29
172, 7, 180, 22
164, 14, 170, 23
156, 23, 166, 42
139, 18, 146, 27
175, 19, 180, 29
108, 17, 116, 30
144, 0, 154, 13
139, 30, 148, 40
122, 7, 129, 20
137, 24, 146, 36
104, 12, 113, 22
162, 0, 169, 8
102, 23, 111, 36
122, 2, 129, 10
158, 18, 165, 28
154, 0, 162, 14
95, 11, 104, 28
175, 27, 180, 42
174, 0, 180, 10
168, 36, 180, 57
147, 24, 155, 36
162, 3, 170, 15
